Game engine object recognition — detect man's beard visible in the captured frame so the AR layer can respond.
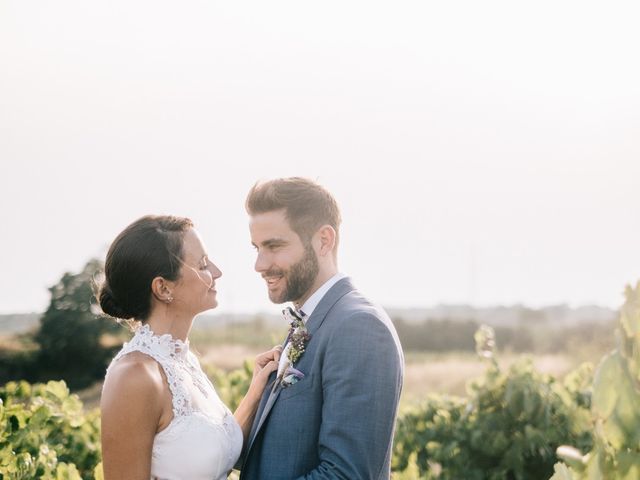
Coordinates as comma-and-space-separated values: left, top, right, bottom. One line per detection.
268, 243, 319, 304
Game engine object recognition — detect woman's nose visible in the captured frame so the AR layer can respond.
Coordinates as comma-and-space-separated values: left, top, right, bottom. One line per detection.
210, 263, 222, 279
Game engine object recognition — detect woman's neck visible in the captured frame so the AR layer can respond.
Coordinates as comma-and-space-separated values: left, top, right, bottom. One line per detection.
144, 309, 194, 342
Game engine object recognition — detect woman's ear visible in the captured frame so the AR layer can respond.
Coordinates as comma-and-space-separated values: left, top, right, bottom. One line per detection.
151, 276, 174, 304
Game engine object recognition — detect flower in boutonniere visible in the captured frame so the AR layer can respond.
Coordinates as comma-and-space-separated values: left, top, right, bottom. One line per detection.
284, 307, 311, 364
287, 312, 311, 365
276, 307, 311, 388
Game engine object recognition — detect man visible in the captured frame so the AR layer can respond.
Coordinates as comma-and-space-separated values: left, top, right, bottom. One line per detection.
239, 177, 404, 480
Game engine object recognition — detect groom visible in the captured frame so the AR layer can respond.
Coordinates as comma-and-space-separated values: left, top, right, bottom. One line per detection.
239, 177, 404, 479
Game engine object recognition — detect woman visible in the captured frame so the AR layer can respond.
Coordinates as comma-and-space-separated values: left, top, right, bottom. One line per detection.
99, 215, 280, 480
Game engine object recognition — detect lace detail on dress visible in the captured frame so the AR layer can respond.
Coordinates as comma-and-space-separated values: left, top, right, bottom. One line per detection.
110, 324, 193, 417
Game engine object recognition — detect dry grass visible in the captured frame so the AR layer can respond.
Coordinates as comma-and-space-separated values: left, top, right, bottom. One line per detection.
77, 382, 103, 410
0, 334, 36, 352
192, 342, 585, 408
77, 342, 597, 412
197, 344, 263, 371
401, 351, 576, 405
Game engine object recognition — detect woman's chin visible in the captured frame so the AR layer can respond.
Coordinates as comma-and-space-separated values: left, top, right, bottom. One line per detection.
194, 301, 218, 316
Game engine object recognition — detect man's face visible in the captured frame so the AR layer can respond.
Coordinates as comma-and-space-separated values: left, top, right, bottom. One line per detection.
250, 209, 319, 305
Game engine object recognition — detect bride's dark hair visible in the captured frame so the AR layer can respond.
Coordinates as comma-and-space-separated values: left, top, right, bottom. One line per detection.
98, 215, 193, 321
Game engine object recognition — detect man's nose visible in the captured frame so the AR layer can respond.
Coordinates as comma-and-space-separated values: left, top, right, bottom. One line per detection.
254, 251, 269, 273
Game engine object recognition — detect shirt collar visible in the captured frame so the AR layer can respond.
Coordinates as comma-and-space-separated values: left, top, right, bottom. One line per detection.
297, 272, 347, 320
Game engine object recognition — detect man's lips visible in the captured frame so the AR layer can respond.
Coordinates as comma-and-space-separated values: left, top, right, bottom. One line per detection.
263, 274, 284, 287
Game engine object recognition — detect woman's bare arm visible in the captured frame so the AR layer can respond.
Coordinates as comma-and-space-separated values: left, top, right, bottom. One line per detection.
234, 346, 280, 443
101, 354, 168, 480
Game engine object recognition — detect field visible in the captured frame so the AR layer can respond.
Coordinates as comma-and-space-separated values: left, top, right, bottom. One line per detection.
0, 261, 631, 478
3, 317, 610, 415
192, 322, 609, 406
0, 316, 625, 480
77, 332, 607, 411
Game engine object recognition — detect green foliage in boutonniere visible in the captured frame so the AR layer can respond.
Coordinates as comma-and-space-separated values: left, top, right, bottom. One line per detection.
284, 307, 311, 365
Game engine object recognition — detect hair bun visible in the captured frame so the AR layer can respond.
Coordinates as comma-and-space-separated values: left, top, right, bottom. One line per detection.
99, 284, 135, 320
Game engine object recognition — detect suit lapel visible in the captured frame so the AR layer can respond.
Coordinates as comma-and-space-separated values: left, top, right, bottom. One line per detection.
245, 277, 356, 455
245, 372, 275, 452
246, 381, 283, 452
304, 277, 354, 337
246, 313, 297, 450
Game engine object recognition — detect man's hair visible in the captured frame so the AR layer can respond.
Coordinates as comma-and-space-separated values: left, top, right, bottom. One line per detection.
246, 177, 342, 249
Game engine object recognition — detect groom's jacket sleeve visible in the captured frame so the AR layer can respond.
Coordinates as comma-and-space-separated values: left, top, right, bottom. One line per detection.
296, 311, 403, 480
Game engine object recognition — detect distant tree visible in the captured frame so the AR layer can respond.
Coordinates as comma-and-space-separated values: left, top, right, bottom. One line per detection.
34, 259, 122, 389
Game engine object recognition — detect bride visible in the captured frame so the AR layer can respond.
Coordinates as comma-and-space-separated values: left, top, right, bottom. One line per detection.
98, 215, 280, 480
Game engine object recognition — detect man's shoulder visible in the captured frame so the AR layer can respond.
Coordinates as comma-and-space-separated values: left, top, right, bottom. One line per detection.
323, 288, 395, 336
322, 289, 404, 365
335, 287, 388, 318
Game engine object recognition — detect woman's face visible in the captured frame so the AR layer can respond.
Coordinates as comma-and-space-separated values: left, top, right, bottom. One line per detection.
172, 228, 222, 315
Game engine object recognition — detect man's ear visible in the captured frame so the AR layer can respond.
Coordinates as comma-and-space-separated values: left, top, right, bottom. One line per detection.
315, 225, 336, 257
151, 276, 174, 304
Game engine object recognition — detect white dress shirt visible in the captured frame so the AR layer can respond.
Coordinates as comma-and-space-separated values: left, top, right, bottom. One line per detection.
277, 272, 347, 378
297, 271, 347, 319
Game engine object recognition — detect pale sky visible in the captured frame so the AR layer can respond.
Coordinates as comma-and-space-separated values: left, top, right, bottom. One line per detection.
1, 1, 639, 315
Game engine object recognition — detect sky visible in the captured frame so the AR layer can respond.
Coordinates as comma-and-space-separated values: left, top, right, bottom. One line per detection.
1, 1, 639, 316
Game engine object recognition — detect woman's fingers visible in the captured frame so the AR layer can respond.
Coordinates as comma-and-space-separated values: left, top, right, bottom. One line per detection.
263, 359, 278, 374
255, 345, 282, 367
253, 360, 279, 387
272, 345, 282, 362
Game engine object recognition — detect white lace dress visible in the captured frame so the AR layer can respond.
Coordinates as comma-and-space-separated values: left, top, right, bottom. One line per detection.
107, 325, 243, 480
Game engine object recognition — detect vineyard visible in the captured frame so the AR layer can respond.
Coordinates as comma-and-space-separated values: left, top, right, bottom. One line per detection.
0, 381, 101, 479
1, 282, 639, 479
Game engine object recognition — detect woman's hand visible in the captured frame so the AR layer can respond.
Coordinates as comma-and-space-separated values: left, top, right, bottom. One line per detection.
251, 345, 282, 391
234, 345, 282, 443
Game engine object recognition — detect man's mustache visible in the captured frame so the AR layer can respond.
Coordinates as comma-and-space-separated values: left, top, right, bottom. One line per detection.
262, 269, 285, 279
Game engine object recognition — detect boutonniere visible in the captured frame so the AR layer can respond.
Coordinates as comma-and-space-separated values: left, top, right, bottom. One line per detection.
281, 365, 305, 387
277, 307, 311, 388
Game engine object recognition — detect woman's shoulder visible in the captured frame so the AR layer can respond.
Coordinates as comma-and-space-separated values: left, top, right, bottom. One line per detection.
100, 353, 171, 468
102, 352, 166, 409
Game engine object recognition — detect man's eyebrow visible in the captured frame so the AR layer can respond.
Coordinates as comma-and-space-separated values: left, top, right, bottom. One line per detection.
253, 238, 288, 248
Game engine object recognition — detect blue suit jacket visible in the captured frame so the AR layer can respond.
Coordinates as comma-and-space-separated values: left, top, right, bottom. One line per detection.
239, 277, 404, 479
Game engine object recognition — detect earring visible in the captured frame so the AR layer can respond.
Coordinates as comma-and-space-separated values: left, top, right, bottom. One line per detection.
166, 295, 173, 304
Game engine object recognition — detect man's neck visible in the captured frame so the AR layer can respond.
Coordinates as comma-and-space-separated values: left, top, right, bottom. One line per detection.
294, 266, 338, 308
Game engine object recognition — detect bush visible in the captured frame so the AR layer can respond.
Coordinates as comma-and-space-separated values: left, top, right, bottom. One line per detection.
0, 380, 101, 480
551, 282, 640, 479
392, 327, 594, 479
